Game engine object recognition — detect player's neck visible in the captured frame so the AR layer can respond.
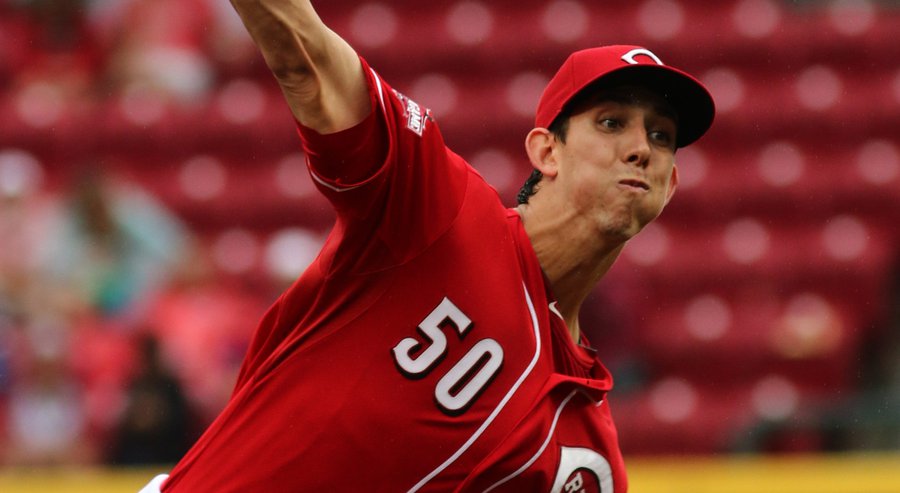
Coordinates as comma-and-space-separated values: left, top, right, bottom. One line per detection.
544, 251, 622, 342
516, 204, 624, 341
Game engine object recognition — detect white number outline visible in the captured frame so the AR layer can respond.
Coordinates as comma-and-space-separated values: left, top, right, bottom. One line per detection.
392, 297, 504, 416
434, 338, 504, 416
393, 297, 473, 379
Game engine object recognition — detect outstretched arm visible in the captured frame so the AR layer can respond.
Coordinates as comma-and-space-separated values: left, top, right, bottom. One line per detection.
229, 0, 370, 133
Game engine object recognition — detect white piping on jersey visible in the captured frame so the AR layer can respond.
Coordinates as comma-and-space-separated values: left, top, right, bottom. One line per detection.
482, 389, 580, 493
548, 301, 564, 321
304, 68, 387, 193
371, 67, 386, 111
408, 283, 543, 493
308, 165, 365, 192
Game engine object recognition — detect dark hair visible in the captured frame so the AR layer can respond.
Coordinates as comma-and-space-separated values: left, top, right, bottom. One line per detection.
516, 169, 543, 205
515, 114, 570, 205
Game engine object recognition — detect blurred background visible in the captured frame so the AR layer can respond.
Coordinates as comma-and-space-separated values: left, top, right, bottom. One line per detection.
0, 0, 898, 491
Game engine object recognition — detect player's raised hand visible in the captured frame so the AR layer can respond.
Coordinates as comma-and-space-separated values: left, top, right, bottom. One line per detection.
229, 0, 370, 133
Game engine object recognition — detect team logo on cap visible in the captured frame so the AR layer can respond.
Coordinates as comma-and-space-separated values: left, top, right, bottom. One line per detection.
621, 48, 664, 66
551, 446, 613, 493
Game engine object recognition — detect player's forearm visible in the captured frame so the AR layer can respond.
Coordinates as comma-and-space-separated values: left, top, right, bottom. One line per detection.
229, 0, 323, 77
229, 0, 370, 132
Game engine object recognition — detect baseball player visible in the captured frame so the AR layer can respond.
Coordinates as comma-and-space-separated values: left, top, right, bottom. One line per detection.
141, 1, 714, 492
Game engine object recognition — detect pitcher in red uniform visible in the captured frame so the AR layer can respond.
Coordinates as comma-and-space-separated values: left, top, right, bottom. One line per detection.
141, 1, 714, 491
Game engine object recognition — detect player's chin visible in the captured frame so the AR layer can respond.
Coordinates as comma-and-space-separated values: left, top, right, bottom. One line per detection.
635, 200, 666, 225
597, 215, 643, 244
624, 210, 663, 240
598, 201, 662, 240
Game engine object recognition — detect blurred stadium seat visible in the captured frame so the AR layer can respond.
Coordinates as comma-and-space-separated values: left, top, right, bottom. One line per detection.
0, 0, 898, 467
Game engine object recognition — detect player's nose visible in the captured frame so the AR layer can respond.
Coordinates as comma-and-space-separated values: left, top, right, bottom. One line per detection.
621, 126, 651, 168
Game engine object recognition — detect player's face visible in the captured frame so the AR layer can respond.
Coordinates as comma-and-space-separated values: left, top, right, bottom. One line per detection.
553, 86, 679, 242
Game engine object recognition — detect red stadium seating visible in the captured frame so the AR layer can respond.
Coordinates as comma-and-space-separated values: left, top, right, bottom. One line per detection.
2, 0, 898, 458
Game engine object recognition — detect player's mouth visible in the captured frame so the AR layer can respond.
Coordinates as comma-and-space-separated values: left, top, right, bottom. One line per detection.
618, 178, 650, 192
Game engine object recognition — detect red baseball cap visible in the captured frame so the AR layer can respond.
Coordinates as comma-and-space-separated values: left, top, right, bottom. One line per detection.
535, 45, 715, 148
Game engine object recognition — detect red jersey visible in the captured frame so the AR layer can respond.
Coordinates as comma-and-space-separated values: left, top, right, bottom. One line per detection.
161, 58, 627, 493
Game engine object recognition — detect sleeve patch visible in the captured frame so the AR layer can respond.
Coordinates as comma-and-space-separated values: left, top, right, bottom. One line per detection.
392, 89, 433, 137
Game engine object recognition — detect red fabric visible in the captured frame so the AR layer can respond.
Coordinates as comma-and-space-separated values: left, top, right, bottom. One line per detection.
296, 101, 388, 188
163, 58, 627, 492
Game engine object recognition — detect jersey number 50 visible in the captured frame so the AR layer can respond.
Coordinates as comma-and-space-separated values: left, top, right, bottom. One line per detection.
392, 297, 504, 416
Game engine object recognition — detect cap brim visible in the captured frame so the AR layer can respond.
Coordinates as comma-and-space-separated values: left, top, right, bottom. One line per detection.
576, 64, 715, 148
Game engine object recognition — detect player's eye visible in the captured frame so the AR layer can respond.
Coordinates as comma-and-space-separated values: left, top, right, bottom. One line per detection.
649, 129, 674, 147
599, 118, 621, 129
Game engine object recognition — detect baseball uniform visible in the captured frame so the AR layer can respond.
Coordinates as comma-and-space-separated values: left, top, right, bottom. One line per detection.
159, 57, 627, 493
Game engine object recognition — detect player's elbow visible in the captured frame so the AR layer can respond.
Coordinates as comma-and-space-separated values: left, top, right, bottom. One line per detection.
258, 35, 323, 83
230, 0, 309, 10
268, 57, 316, 83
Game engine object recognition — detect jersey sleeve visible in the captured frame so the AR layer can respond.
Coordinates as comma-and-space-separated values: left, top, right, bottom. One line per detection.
298, 57, 469, 275
297, 105, 388, 194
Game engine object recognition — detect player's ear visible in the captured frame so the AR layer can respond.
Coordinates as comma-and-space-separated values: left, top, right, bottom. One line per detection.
525, 127, 559, 178
664, 162, 679, 205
